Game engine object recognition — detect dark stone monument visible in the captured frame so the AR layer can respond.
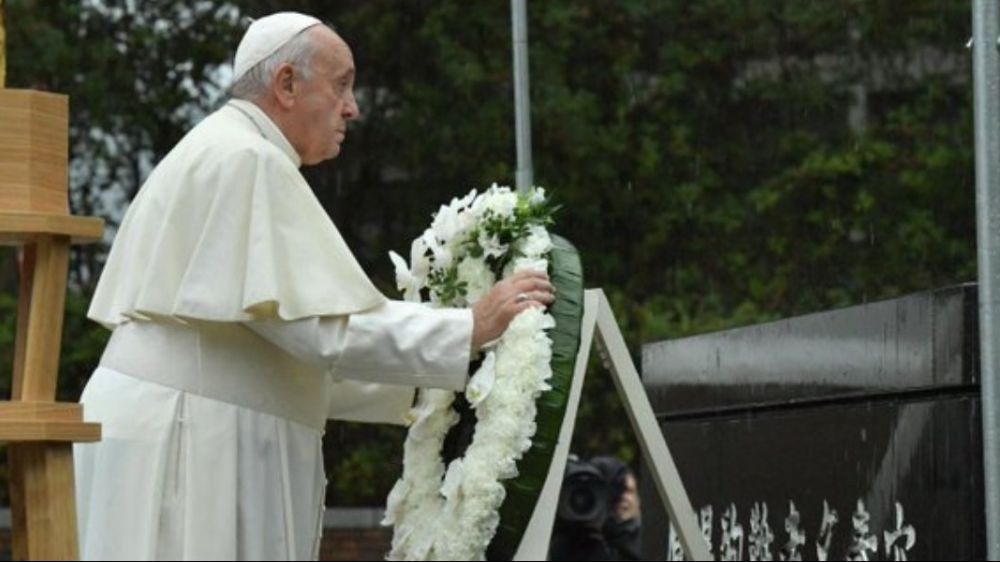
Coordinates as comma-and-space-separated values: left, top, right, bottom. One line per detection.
640, 284, 983, 560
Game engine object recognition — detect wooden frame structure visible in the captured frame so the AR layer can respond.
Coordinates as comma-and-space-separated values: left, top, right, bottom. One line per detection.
513, 289, 712, 561
1, 88, 103, 560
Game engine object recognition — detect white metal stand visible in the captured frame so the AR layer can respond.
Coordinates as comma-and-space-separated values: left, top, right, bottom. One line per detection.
514, 289, 710, 561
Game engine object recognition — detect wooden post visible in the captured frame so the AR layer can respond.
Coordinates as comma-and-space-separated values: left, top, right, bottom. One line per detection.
12, 245, 34, 399
18, 237, 70, 401
9, 236, 78, 560
514, 289, 710, 561
10, 244, 33, 562
1, 88, 103, 560
10, 444, 81, 560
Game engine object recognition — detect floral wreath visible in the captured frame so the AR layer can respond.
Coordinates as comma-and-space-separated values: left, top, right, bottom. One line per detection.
381, 185, 582, 560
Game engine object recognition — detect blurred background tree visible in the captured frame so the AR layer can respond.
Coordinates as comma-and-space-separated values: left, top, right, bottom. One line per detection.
1, 0, 974, 505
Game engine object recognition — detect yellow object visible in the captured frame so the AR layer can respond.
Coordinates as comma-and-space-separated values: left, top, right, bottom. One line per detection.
0, 0, 6, 87
0, 90, 69, 214
0, 32, 106, 557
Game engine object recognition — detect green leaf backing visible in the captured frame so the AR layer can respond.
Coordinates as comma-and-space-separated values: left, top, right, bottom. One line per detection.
487, 234, 584, 560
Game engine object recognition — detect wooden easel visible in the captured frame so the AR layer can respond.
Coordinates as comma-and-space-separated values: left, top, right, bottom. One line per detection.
1, 89, 103, 560
514, 289, 712, 561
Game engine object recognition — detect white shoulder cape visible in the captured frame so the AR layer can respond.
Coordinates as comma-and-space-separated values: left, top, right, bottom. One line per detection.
89, 100, 386, 328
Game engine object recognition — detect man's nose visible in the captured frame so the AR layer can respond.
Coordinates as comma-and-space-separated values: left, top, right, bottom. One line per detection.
343, 93, 360, 121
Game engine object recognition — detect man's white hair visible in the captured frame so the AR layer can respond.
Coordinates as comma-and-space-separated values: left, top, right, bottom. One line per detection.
229, 25, 322, 101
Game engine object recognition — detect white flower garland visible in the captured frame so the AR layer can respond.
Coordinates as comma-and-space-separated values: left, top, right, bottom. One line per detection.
382, 185, 556, 560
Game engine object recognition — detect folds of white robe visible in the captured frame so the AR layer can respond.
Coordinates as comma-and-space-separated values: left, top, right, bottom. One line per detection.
75, 367, 327, 561
87, 99, 386, 329
75, 302, 473, 561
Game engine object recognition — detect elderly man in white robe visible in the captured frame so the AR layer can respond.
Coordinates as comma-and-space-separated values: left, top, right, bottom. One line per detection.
73, 12, 555, 561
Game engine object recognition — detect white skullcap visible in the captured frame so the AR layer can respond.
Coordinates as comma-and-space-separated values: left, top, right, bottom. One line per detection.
232, 12, 322, 84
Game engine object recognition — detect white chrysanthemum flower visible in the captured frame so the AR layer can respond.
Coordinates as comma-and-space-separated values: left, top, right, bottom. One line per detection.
472, 184, 517, 219
506, 256, 549, 278
489, 192, 519, 218
386, 183, 555, 561
382, 479, 411, 525
404, 390, 456, 438
517, 225, 552, 258
456, 256, 496, 305
529, 186, 546, 206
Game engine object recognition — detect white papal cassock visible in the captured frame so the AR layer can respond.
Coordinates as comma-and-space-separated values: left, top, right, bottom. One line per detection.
74, 99, 473, 560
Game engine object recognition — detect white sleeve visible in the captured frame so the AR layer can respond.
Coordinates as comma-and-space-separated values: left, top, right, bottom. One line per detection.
324, 378, 415, 425
245, 300, 473, 391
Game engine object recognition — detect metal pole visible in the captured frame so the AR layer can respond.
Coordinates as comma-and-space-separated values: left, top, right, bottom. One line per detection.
974, 1, 1000, 558
511, 0, 533, 193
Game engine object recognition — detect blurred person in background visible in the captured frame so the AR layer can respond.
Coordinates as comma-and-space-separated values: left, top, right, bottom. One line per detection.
549, 455, 642, 561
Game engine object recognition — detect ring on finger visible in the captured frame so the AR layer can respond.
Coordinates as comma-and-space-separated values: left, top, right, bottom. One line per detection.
515, 292, 529, 303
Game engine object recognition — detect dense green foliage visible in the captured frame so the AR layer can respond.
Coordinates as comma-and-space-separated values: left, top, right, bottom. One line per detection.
1, 0, 975, 505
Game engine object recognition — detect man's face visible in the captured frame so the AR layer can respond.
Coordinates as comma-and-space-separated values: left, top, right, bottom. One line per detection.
289, 28, 359, 165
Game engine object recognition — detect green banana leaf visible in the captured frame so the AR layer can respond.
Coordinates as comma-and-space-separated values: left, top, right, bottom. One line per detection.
486, 234, 585, 560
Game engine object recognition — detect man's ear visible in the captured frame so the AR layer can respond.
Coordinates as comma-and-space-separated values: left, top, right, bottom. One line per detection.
272, 63, 297, 109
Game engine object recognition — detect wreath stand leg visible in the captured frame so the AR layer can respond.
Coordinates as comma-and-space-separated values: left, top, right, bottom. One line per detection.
513, 289, 711, 561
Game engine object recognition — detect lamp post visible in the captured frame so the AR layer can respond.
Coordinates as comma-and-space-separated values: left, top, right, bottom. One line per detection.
972, 1, 1000, 558
511, 0, 533, 193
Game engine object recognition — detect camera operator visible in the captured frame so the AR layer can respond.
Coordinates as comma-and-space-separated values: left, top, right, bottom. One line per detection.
549, 455, 642, 561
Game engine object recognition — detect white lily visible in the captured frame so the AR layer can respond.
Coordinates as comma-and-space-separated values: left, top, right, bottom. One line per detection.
465, 351, 497, 408
382, 478, 411, 525
410, 237, 431, 279
403, 389, 455, 434
440, 458, 465, 501
432, 202, 462, 242
478, 231, 507, 260
456, 188, 477, 209
389, 251, 422, 302
421, 230, 453, 269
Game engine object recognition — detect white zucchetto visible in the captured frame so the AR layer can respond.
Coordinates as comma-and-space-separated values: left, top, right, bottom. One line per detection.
232, 12, 322, 84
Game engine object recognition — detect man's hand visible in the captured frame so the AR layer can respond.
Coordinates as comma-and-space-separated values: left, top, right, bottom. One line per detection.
470, 270, 555, 352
